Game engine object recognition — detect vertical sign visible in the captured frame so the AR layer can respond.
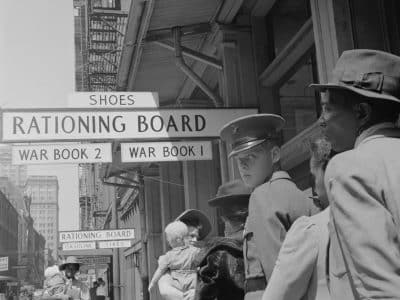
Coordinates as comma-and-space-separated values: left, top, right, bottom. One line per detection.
0, 257, 8, 272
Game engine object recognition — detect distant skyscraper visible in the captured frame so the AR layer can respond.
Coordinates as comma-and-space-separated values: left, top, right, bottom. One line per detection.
26, 176, 59, 262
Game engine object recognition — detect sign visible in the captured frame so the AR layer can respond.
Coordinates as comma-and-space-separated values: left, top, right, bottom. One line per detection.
62, 242, 96, 251
12, 143, 112, 165
77, 256, 111, 265
68, 92, 159, 108
121, 141, 212, 162
1, 108, 258, 142
59, 229, 135, 242
7, 282, 18, 287
0, 257, 8, 272
98, 240, 131, 249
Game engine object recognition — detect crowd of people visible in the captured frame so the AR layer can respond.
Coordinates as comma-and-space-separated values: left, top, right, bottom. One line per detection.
150, 49, 400, 300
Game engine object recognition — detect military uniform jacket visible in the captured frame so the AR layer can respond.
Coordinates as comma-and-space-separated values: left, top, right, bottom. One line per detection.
245, 171, 317, 282
325, 123, 400, 299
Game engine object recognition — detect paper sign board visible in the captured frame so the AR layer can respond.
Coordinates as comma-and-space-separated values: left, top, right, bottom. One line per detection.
0, 257, 8, 272
12, 143, 112, 165
98, 240, 131, 249
77, 256, 111, 265
62, 242, 96, 251
68, 92, 159, 108
121, 141, 212, 162
1, 108, 258, 142
59, 229, 134, 242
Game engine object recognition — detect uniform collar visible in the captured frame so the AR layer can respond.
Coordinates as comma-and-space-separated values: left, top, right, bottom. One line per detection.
355, 122, 397, 147
269, 170, 291, 182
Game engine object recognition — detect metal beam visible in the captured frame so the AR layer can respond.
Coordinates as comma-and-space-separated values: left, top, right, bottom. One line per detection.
145, 22, 211, 42
153, 40, 222, 70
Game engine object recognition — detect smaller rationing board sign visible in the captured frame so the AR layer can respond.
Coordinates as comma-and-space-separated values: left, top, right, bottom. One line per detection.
68, 92, 159, 108
121, 141, 212, 162
0, 257, 8, 272
12, 143, 112, 165
62, 242, 96, 251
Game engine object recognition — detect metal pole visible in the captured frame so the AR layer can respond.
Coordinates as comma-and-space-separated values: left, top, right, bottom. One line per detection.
111, 180, 120, 300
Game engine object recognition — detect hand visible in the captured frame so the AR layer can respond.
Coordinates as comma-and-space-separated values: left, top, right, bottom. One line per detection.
183, 289, 195, 300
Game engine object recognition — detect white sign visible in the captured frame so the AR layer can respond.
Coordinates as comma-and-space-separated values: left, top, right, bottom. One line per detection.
77, 256, 111, 265
62, 242, 96, 251
59, 229, 135, 242
98, 240, 131, 249
1, 108, 258, 142
0, 257, 8, 272
11, 143, 112, 165
68, 92, 159, 108
121, 141, 212, 162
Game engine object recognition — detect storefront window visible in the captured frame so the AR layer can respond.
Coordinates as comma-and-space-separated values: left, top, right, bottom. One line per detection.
278, 51, 319, 142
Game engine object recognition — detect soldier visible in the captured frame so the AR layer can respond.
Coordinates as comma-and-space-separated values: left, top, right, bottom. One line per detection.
220, 114, 317, 299
311, 49, 400, 299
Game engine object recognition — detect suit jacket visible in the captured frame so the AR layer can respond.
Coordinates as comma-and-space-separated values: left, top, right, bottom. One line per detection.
246, 171, 317, 282
262, 208, 331, 300
325, 123, 400, 299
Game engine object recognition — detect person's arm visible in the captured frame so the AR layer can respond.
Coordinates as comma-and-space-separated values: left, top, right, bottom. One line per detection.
326, 154, 400, 299
262, 217, 318, 300
148, 267, 166, 291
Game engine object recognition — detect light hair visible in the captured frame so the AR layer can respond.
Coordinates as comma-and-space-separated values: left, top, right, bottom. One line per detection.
164, 221, 189, 247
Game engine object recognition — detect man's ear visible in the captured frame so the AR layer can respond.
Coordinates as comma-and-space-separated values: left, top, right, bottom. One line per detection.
270, 146, 281, 164
353, 102, 372, 126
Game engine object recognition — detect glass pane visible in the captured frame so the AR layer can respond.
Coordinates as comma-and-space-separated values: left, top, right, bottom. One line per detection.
269, 0, 310, 56
278, 51, 318, 142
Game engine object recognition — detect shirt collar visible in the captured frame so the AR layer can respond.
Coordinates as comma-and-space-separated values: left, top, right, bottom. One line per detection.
270, 170, 291, 182
355, 122, 396, 147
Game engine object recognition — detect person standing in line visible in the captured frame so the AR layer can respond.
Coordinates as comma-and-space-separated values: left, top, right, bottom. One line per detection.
95, 278, 106, 300
59, 256, 90, 300
220, 114, 317, 300
262, 138, 335, 300
311, 49, 400, 299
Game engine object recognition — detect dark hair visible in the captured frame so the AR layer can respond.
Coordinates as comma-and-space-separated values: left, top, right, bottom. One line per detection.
328, 89, 400, 126
220, 205, 248, 223
182, 218, 203, 231
310, 138, 333, 172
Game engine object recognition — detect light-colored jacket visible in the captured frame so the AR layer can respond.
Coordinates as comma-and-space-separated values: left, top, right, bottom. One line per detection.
262, 208, 330, 300
325, 123, 400, 299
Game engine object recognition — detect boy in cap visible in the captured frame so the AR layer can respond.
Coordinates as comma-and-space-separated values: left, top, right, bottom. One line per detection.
312, 49, 400, 299
220, 114, 317, 299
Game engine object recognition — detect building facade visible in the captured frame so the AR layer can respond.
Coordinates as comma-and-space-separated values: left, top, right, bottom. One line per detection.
26, 176, 59, 264
74, 0, 400, 299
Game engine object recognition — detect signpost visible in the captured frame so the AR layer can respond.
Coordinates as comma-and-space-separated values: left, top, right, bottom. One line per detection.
59, 229, 134, 243
1, 108, 258, 142
68, 92, 159, 108
0, 257, 8, 272
121, 141, 212, 162
12, 143, 112, 165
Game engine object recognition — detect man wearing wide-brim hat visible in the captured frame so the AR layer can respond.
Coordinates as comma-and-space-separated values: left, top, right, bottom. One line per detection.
59, 256, 89, 300
220, 114, 317, 300
311, 49, 400, 299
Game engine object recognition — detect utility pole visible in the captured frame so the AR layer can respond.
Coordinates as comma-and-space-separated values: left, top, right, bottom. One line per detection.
111, 181, 120, 300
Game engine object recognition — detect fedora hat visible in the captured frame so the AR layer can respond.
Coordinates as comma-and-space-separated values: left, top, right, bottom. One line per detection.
208, 180, 252, 208
220, 114, 285, 157
310, 49, 400, 103
59, 256, 81, 271
175, 209, 212, 240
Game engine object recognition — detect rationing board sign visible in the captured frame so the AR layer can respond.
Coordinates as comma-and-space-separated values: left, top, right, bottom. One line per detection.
68, 92, 159, 108
0, 257, 8, 272
121, 141, 212, 162
12, 143, 112, 164
0, 108, 258, 142
59, 229, 134, 243
62, 242, 96, 251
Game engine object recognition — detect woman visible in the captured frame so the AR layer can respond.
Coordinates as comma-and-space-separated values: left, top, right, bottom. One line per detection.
158, 209, 212, 300
261, 138, 333, 300
195, 179, 252, 300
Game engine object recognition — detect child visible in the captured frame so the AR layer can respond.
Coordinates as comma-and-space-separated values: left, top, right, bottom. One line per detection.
148, 220, 201, 300
43, 265, 66, 298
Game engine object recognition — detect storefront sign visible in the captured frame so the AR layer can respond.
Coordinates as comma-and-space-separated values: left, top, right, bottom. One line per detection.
98, 240, 131, 249
121, 141, 212, 162
68, 92, 159, 108
0, 257, 8, 272
11, 143, 112, 164
77, 256, 111, 265
62, 242, 96, 251
1, 108, 257, 142
59, 229, 135, 242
